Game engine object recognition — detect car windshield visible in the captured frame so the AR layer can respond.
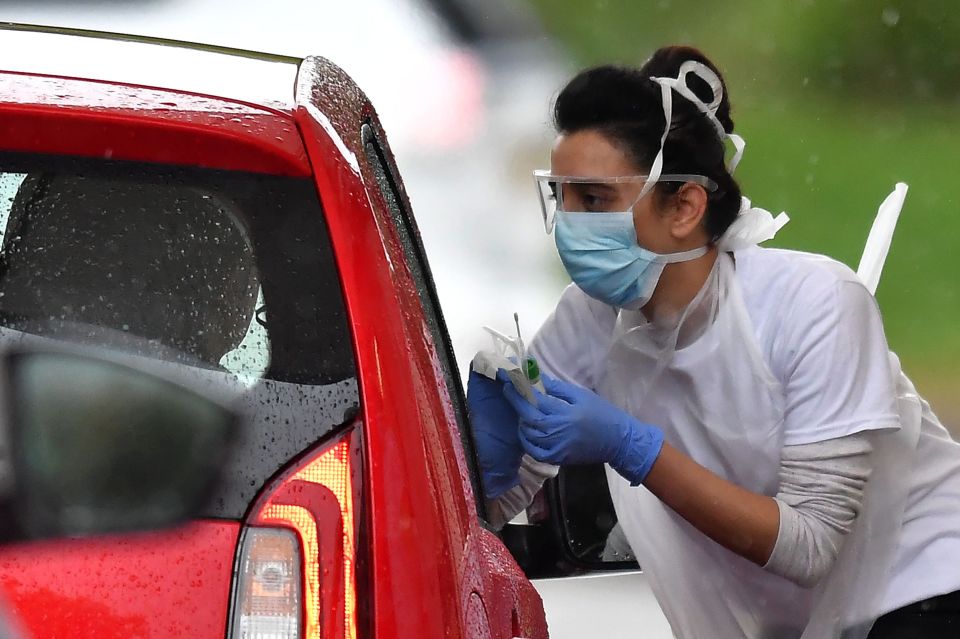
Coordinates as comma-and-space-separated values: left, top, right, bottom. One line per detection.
0, 153, 359, 515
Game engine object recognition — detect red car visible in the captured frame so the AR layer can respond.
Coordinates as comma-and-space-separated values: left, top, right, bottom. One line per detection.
0, 23, 547, 639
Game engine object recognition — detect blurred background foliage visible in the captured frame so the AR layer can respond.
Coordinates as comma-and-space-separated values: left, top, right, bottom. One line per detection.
527, 0, 960, 417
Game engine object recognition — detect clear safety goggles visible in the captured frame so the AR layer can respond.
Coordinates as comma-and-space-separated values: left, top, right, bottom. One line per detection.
533, 170, 718, 234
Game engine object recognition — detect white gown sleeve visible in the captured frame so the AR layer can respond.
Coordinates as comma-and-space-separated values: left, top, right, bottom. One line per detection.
526, 283, 617, 390
485, 455, 559, 530
778, 277, 900, 446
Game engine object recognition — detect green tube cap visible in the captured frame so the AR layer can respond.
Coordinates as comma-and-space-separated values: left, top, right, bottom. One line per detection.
525, 357, 540, 382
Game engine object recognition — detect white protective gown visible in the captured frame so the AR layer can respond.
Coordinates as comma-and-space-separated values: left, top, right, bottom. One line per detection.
527, 206, 925, 638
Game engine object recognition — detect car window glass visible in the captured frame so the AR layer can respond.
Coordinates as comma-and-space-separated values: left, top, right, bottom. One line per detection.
0, 156, 358, 516
0, 171, 270, 383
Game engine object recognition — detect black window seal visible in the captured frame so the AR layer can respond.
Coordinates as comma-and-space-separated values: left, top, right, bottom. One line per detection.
359, 121, 487, 521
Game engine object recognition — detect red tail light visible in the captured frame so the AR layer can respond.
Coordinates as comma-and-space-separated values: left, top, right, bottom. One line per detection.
229, 432, 360, 639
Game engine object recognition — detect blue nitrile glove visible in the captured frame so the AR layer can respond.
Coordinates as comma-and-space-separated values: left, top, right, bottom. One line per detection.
467, 369, 524, 498
499, 371, 664, 486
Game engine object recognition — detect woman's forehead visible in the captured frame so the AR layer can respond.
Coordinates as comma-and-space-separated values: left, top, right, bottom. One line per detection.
550, 129, 638, 177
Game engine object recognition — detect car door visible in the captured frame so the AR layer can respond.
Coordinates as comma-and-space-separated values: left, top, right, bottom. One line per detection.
294, 56, 547, 639
358, 120, 548, 639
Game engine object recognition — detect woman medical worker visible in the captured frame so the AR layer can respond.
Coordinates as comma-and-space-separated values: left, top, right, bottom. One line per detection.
466, 46, 960, 638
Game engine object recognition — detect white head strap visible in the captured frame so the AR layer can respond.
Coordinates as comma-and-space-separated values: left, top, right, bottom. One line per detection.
639, 60, 746, 200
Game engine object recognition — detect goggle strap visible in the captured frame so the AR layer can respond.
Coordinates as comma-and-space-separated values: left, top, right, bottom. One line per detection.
727, 133, 746, 173
639, 80, 672, 200
651, 60, 747, 174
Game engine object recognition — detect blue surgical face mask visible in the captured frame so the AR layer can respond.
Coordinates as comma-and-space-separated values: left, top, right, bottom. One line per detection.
554, 210, 708, 310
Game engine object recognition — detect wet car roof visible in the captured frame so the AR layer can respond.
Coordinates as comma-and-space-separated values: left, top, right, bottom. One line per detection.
0, 23, 301, 113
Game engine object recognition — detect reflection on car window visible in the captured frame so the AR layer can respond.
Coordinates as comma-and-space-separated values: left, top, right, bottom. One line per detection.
219, 286, 270, 383
0, 173, 24, 244
0, 155, 359, 516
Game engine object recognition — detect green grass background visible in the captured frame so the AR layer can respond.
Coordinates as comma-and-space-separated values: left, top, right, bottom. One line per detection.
527, 0, 960, 419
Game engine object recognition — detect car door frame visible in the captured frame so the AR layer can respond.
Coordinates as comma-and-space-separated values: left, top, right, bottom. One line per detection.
294, 56, 546, 639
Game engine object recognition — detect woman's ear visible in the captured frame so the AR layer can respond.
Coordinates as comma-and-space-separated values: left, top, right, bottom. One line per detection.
668, 183, 709, 242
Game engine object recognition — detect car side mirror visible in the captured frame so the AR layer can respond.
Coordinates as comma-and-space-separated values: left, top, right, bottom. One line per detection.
502, 463, 639, 579
0, 347, 238, 543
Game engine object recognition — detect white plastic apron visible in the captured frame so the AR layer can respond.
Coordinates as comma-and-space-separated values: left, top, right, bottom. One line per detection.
595, 195, 919, 638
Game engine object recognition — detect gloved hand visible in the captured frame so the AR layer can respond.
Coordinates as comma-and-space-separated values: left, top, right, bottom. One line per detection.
467, 369, 524, 498
499, 371, 664, 486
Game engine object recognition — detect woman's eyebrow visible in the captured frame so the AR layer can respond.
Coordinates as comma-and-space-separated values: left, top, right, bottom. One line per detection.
573, 182, 617, 193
